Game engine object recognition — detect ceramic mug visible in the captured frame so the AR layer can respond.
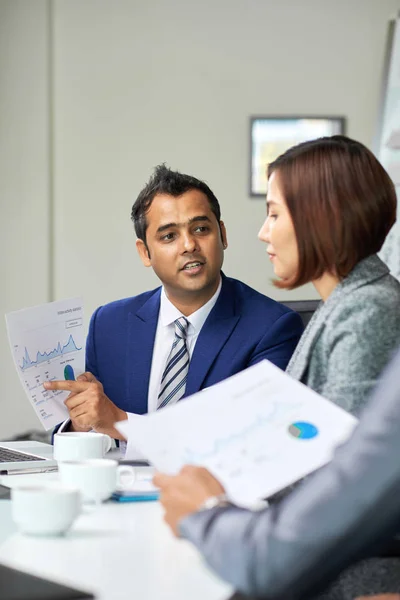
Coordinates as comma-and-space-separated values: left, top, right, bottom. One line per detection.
53, 431, 112, 462
58, 459, 135, 504
11, 483, 81, 536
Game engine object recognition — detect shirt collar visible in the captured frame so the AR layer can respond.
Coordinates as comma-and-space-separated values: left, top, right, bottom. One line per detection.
160, 277, 222, 334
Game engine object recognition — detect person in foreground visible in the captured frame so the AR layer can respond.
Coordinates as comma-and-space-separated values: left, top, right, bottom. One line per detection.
47, 165, 303, 451
154, 136, 400, 597
154, 343, 400, 599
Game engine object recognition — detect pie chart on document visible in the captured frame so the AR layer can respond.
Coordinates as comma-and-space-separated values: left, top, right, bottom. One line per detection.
288, 421, 319, 440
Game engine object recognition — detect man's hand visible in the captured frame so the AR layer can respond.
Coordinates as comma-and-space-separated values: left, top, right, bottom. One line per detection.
43, 372, 127, 439
153, 465, 225, 536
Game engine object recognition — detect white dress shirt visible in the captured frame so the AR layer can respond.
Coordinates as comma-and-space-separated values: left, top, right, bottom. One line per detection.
123, 279, 222, 458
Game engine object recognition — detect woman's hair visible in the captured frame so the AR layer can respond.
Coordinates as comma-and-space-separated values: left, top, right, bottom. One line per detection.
268, 135, 397, 289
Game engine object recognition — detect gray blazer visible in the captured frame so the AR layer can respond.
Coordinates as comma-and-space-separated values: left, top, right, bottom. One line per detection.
180, 345, 400, 599
286, 254, 400, 415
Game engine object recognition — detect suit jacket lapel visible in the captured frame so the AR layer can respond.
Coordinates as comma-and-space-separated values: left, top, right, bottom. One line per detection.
126, 289, 161, 414
287, 255, 390, 382
185, 276, 240, 397
285, 305, 326, 381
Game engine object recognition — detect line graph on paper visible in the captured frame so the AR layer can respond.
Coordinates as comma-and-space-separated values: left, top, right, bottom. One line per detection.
125, 360, 358, 506
20, 334, 82, 371
181, 395, 301, 480
6, 298, 85, 430
149, 379, 300, 470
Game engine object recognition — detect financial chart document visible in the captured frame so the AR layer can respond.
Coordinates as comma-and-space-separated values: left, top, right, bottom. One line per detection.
116, 361, 358, 506
6, 298, 85, 430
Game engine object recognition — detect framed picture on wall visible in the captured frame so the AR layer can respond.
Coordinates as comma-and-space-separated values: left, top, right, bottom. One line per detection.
250, 116, 346, 197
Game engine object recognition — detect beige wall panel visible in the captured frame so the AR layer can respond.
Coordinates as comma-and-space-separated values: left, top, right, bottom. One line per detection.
53, 0, 400, 319
0, 1, 51, 437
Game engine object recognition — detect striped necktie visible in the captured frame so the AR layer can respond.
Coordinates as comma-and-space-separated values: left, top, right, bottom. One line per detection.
157, 317, 190, 410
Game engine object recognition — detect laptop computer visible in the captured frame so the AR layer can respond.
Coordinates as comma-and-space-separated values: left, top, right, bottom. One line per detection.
0, 563, 94, 599
0, 441, 57, 475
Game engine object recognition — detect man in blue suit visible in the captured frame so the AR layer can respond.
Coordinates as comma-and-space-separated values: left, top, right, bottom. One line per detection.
47, 165, 303, 451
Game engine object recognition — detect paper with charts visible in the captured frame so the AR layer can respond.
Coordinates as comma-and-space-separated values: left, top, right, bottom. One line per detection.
6, 298, 85, 430
116, 361, 358, 506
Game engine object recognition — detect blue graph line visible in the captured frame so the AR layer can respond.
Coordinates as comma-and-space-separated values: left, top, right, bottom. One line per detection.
20, 335, 82, 371
183, 400, 301, 463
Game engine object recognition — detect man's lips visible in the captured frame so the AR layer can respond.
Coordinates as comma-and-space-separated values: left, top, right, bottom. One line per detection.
180, 260, 205, 271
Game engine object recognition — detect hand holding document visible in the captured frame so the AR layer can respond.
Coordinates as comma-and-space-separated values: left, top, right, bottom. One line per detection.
116, 361, 358, 506
6, 298, 85, 430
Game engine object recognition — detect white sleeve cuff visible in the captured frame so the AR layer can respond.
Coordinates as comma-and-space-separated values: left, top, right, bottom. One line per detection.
123, 413, 148, 461
58, 418, 72, 432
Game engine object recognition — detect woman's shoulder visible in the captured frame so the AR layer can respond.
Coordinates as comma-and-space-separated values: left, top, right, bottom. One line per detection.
324, 272, 400, 343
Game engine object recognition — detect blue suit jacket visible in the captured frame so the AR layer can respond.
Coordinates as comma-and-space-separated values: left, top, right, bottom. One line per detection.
86, 275, 303, 414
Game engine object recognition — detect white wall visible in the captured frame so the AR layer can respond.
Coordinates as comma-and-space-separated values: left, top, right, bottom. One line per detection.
1, 0, 399, 437
0, 0, 51, 438
52, 0, 400, 315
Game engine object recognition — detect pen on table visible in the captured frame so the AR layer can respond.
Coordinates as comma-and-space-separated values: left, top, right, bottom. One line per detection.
0, 466, 58, 476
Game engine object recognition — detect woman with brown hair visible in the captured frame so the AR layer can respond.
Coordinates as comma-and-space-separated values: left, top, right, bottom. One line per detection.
259, 134, 400, 416
154, 136, 400, 599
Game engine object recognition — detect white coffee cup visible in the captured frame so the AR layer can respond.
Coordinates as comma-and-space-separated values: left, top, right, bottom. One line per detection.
58, 459, 135, 504
11, 484, 81, 537
53, 432, 112, 462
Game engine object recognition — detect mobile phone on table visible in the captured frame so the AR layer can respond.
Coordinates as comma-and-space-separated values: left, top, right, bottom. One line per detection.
111, 489, 160, 502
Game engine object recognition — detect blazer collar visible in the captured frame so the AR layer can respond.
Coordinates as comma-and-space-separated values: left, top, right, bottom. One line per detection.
126, 288, 161, 414
286, 254, 389, 381
185, 273, 240, 396
135, 287, 161, 323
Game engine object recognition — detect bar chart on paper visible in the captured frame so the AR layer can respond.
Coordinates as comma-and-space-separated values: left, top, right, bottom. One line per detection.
6, 298, 85, 430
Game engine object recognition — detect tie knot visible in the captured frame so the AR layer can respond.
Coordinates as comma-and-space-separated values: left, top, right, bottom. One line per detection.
174, 317, 189, 339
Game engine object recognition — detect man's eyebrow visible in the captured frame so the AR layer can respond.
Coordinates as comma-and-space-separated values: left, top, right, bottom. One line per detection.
156, 222, 177, 234
156, 215, 211, 234
188, 215, 211, 224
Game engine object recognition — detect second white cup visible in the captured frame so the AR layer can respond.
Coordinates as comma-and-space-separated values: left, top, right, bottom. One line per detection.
58, 459, 135, 504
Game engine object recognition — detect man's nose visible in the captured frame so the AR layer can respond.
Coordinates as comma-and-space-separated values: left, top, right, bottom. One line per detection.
182, 232, 199, 253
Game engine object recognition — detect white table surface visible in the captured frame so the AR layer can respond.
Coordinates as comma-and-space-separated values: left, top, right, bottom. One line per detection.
0, 471, 232, 600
